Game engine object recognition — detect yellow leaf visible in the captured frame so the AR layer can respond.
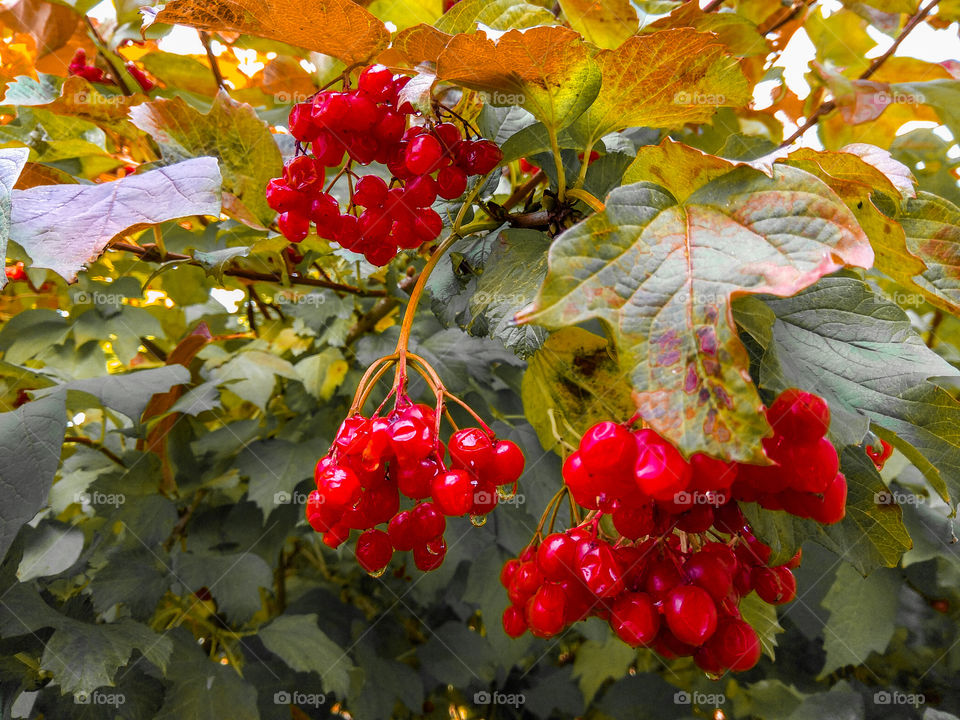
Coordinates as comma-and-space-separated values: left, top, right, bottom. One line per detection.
366, 0, 442, 32
623, 138, 737, 203
557, 0, 638, 50
143, 0, 389, 65
436, 26, 601, 132
646, 3, 768, 57
435, 0, 556, 34
570, 29, 752, 151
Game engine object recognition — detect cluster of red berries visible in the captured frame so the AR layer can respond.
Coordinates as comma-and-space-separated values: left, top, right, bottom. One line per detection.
4, 263, 26, 282
305, 397, 524, 574
266, 64, 503, 265
732, 389, 846, 523
67, 49, 154, 92
501, 508, 799, 674
866, 438, 893, 470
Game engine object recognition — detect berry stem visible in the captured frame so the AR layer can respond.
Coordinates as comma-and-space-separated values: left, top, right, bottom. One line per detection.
573, 138, 597, 190
442, 390, 494, 437
547, 125, 566, 201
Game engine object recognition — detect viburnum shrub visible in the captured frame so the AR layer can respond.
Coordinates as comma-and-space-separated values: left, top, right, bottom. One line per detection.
266, 64, 502, 264
499, 388, 843, 673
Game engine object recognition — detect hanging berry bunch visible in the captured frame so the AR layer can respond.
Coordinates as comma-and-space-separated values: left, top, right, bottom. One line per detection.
500, 389, 846, 676
266, 64, 503, 265
303, 223, 523, 574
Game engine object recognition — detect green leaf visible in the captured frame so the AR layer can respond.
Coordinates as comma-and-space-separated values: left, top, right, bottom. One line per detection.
786, 682, 865, 720
50, 366, 190, 422
236, 438, 315, 518
899, 191, 960, 315
571, 631, 636, 703
258, 614, 354, 697
436, 26, 601, 133
891, 80, 960, 139
210, 350, 298, 410
154, 629, 258, 720
739, 590, 784, 660
522, 327, 636, 454
193, 246, 251, 281
753, 276, 960, 503
743, 448, 912, 574
88, 549, 170, 619
16, 524, 83, 582
820, 564, 901, 676
569, 30, 752, 151
0, 147, 29, 291
129, 92, 280, 227
42, 619, 173, 695
172, 550, 272, 623
10, 157, 221, 281
434, 0, 556, 33
521, 166, 873, 462
0, 389, 66, 562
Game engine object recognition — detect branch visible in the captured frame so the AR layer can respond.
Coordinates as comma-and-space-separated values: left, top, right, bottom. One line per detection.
199, 31, 228, 92
109, 241, 385, 297
702, 0, 724, 11
778, 0, 942, 149
63, 436, 126, 466
163, 489, 209, 552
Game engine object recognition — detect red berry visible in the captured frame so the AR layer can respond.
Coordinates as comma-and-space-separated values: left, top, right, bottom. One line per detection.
431, 469, 475, 516
315, 466, 362, 508
612, 504, 655, 540
403, 174, 438, 207
643, 557, 683, 600
413, 537, 446, 570
866, 438, 894, 469
753, 566, 797, 605
536, 533, 576, 581
288, 102, 318, 141
395, 457, 438, 499
432, 122, 462, 150
576, 539, 625, 598
358, 64, 395, 102
508, 562, 542, 605
502, 605, 527, 638
579, 421, 638, 476
436, 165, 468, 199
449, 427, 494, 472
309, 192, 340, 226
413, 209, 443, 242
313, 130, 345, 167
266, 179, 308, 214
705, 617, 762, 671
278, 211, 310, 242
374, 110, 406, 144
634, 429, 692, 502
610, 592, 659, 647
388, 510, 417, 551
562, 452, 598, 510
356, 529, 393, 573
352, 175, 388, 208
412, 502, 446, 542
810, 472, 847, 524
766, 389, 831, 441
489, 440, 524, 485
500, 558, 521, 587
463, 139, 503, 175
683, 553, 734, 602
405, 134, 443, 175
527, 583, 567, 637
388, 415, 434, 463
664, 585, 718, 646
283, 155, 324, 191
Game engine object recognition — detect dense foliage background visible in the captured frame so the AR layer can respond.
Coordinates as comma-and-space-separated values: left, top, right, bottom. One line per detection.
1, 0, 960, 718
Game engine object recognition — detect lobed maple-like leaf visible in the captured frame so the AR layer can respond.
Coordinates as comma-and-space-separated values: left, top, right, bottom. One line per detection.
436, 26, 601, 132
519, 163, 873, 462
569, 29, 752, 151
142, 0, 388, 65
9, 157, 221, 281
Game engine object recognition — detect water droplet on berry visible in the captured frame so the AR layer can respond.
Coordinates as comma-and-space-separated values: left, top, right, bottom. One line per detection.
497, 486, 516, 501
470, 514, 487, 527
368, 567, 387, 578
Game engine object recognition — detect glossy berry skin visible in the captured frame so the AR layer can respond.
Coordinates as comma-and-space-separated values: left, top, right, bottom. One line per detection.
405, 134, 443, 175
766, 388, 831, 442
577, 540, 625, 598
579, 421, 637, 475
355, 529, 393, 573
449, 428, 494, 472
683, 553, 733, 602
537, 533, 577, 581
634, 429, 692, 502
413, 537, 446, 571
412, 502, 446, 542
464, 140, 503, 174
753, 566, 797, 605
527, 583, 567, 637
436, 165, 467, 199
315, 466, 362, 509
431, 469, 475, 516
387, 510, 416, 551
664, 585, 718, 646
706, 617, 762, 671
866, 438, 894, 470
490, 440, 524, 485
610, 592, 660, 647
502, 605, 527, 638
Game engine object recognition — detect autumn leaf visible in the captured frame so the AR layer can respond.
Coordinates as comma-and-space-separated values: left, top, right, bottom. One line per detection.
899, 192, 960, 315
391, 23, 452, 64
434, 0, 556, 34
9, 157, 221, 281
557, 0, 638, 50
622, 138, 738, 202
129, 91, 281, 227
436, 26, 600, 133
569, 29, 752, 152
142, 0, 389, 65
518, 165, 873, 461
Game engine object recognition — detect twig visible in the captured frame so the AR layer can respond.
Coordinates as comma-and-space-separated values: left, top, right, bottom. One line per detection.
199, 31, 227, 92
85, 17, 133, 96
702, 0, 725, 11
109, 241, 385, 297
163, 489, 209, 552
778, 0, 942, 148
503, 169, 546, 212
63, 436, 125, 466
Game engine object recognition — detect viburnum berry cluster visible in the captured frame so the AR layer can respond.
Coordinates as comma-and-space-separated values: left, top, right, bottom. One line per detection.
499, 388, 846, 675
305, 353, 523, 575
266, 64, 503, 265
67, 49, 154, 92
